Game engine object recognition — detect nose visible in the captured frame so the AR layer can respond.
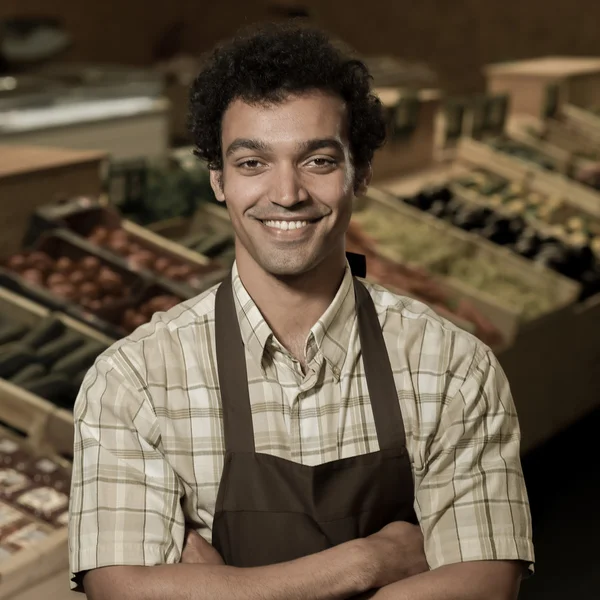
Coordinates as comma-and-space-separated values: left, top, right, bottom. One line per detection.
271, 164, 309, 207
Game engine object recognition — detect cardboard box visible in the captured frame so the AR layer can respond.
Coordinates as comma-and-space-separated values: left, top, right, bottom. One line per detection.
0, 145, 107, 257
485, 56, 600, 119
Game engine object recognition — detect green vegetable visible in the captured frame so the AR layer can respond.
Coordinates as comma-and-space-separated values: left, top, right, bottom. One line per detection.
36, 333, 86, 367
0, 344, 38, 378
10, 364, 47, 385
51, 342, 106, 377
20, 317, 65, 348
0, 323, 28, 346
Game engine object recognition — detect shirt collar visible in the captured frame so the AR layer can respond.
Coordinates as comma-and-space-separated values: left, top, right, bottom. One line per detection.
231, 262, 356, 376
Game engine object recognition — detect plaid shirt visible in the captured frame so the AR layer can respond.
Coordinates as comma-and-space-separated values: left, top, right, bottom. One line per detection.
68, 262, 534, 588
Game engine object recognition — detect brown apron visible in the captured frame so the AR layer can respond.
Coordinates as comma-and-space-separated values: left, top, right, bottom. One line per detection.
212, 266, 417, 582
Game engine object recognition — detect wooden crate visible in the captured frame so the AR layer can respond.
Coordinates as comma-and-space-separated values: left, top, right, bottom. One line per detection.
0, 145, 106, 258
358, 187, 580, 347
484, 57, 600, 119
561, 104, 600, 139
0, 377, 73, 599
371, 88, 441, 182
456, 138, 600, 218
0, 286, 113, 456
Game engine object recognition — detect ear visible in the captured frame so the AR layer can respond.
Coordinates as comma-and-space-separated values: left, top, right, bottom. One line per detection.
354, 163, 372, 197
210, 169, 226, 202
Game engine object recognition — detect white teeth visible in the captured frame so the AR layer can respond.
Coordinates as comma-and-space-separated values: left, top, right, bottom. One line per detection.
264, 220, 309, 230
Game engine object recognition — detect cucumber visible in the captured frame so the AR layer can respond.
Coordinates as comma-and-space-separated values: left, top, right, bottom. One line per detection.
9, 363, 47, 385
20, 317, 65, 348
50, 342, 106, 377
36, 333, 85, 368
0, 323, 28, 346
0, 344, 38, 379
72, 369, 89, 391
21, 373, 75, 406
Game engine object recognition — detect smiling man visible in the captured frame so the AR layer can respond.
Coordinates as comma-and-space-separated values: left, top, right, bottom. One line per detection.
69, 23, 534, 600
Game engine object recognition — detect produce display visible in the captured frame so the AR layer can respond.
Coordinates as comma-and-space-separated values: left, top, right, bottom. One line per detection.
113, 155, 217, 226
351, 199, 568, 321
4, 250, 133, 314
488, 136, 600, 191
346, 227, 504, 347
0, 431, 69, 561
1, 231, 188, 336
395, 169, 600, 298
86, 225, 222, 289
0, 315, 107, 410
176, 223, 235, 267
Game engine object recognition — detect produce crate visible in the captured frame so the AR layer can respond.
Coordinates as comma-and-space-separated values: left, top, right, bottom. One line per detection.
561, 104, 600, 140
1, 229, 148, 339
147, 203, 235, 266
0, 379, 73, 599
457, 137, 600, 218
25, 198, 228, 295
0, 286, 112, 430
356, 187, 580, 346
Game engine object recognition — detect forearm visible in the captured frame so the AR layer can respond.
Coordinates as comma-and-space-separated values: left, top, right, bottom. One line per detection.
83, 539, 371, 600
367, 561, 522, 600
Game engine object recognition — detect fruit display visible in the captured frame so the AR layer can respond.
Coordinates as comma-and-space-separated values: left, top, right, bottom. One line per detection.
27, 198, 227, 293
345, 227, 504, 347
352, 195, 576, 322
1, 231, 188, 337
3, 248, 135, 315
397, 169, 600, 298
85, 224, 224, 290
0, 315, 108, 410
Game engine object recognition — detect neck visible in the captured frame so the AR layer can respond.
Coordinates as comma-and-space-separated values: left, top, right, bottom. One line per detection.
235, 247, 347, 359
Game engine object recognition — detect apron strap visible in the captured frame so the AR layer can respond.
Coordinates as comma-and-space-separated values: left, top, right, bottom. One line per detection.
353, 279, 407, 451
215, 275, 256, 453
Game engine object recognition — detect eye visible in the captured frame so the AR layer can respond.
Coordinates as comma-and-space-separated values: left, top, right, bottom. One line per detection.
308, 157, 337, 168
238, 159, 263, 169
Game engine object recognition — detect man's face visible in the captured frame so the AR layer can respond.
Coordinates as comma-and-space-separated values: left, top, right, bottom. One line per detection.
211, 91, 367, 278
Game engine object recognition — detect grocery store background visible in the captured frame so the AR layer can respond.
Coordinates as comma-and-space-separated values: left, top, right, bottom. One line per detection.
1, 1, 599, 599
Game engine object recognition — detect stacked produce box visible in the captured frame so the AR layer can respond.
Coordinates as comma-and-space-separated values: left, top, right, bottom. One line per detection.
350, 187, 579, 349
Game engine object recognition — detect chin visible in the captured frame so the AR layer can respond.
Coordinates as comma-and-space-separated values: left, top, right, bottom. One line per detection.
252, 250, 320, 278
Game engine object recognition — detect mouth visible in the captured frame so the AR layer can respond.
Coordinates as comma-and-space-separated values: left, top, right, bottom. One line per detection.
257, 217, 323, 232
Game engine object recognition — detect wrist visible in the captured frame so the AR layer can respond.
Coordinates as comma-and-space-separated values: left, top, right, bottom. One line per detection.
346, 538, 378, 593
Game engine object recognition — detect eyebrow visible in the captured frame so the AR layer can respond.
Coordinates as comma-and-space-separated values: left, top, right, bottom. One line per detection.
225, 137, 346, 158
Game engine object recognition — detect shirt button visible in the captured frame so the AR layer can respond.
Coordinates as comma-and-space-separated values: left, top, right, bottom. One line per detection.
332, 365, 340, 379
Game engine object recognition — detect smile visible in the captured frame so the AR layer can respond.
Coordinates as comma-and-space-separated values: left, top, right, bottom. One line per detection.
263, 220, 310, 231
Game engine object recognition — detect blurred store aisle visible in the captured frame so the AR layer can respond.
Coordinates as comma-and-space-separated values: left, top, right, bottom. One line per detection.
519, 408, 600, 600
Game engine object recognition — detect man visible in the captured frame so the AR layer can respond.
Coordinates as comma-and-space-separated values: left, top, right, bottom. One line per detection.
69, 23, 534, 600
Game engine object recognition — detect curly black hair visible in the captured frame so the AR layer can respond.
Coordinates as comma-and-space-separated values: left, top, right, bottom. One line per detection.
189, 23, 387, 173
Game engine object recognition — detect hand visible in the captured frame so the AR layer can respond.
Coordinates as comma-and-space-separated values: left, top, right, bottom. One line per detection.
363, 521, 429, 589
181, 528, 225, 565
